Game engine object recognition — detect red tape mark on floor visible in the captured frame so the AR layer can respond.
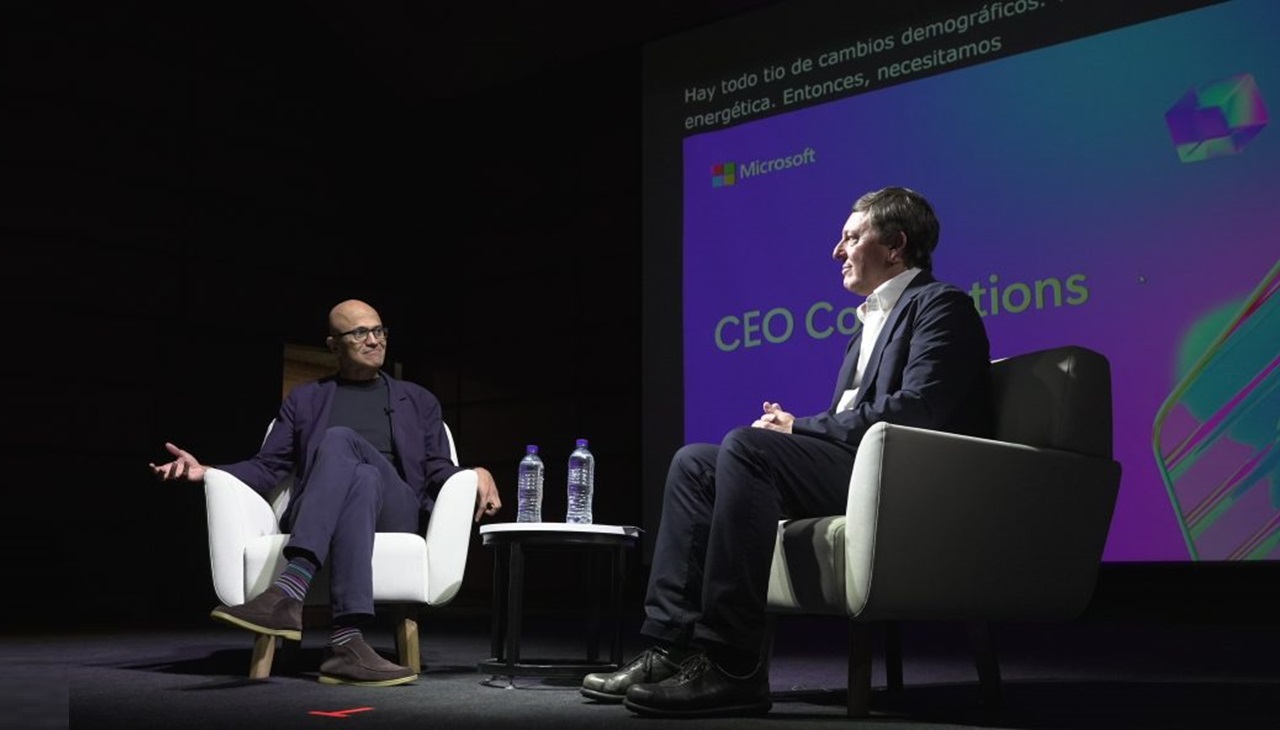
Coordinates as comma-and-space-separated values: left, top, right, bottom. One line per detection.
308, 706, 374, 718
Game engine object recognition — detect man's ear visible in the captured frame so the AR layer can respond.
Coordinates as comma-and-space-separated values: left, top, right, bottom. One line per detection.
326, 336, 338, 353
889, 231, 908, 263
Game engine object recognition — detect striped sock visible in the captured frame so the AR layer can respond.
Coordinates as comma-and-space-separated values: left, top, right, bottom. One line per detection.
273, 556, 317, 602
330, 626, 362, 646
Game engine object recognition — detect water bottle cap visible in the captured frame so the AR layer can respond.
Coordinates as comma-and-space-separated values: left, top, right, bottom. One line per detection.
526, 444, 539, 454
576, 438, 588, 447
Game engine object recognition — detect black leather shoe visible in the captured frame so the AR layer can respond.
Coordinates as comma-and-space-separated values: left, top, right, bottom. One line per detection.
581, 646, 686, 703
623, 654, 771, 717
210, 586, 303, 641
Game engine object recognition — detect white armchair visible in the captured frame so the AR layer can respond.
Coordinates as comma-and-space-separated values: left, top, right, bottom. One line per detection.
767, 345, 1122, 717
202, 422, 478, 678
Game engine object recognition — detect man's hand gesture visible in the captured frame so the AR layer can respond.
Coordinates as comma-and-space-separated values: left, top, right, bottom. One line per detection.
149, 442, 208, 483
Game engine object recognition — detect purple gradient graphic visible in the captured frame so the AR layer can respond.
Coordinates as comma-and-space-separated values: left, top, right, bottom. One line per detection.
679, 1, 1280, 561
1155, 259, 1280, 560
1166, 72, 1269, 162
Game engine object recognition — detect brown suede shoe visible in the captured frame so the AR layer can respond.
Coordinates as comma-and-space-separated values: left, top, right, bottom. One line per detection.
318, 636, 418, 687
209, 586, 303, 641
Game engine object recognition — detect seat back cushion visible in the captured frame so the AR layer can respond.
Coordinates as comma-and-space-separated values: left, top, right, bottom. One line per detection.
991, 345, 1114, 458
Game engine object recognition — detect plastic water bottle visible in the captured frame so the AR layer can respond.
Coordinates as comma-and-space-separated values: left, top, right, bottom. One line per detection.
516, 444, 544, 523
566, 438, 595, 524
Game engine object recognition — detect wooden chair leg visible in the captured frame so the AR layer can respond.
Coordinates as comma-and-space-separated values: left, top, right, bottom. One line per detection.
249, 634, 276, 679
847, 622, 873, 718
967, 621, 1003, 716
394, 613, 420, 672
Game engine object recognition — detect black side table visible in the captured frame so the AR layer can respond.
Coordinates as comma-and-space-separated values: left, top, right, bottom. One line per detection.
477, 523, 641, 685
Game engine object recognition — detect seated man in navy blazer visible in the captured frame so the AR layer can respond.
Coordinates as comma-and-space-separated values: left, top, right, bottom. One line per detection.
151, 298, 503, 686
582, 186, 994, 716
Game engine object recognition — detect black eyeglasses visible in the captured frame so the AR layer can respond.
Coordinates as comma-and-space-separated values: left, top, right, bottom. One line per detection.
336, 325, 390, 341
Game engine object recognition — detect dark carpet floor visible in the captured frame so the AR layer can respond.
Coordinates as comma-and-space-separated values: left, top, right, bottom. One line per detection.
25, 610, 1280, 730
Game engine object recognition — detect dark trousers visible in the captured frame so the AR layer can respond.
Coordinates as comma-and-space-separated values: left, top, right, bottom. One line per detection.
282, 427, 420, 619
641, 426, 857, 654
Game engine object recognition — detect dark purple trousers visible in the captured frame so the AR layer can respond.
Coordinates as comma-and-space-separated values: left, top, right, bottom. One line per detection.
282, 427, 420, 619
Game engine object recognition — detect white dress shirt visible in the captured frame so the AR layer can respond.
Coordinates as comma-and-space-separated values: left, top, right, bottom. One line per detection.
835, 268, 922, 412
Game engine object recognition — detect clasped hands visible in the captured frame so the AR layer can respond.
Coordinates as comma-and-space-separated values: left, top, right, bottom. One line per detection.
752, 401, 794, 433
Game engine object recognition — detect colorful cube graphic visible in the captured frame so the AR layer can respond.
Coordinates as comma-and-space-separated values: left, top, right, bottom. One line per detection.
1165, 72, 1269, 163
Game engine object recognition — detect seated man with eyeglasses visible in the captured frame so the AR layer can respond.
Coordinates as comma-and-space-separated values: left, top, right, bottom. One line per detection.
150, 298, 504, 686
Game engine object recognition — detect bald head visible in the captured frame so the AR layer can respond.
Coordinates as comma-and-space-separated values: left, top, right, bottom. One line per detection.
326, 299, 387, 380
329, 299, 380, 335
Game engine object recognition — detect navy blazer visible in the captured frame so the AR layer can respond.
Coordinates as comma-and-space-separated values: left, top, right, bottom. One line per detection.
792, 271, 993, 447
218, 372, 461, 516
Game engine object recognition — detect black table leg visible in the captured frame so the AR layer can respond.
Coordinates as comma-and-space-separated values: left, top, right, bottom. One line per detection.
586, 548, 602, 662
490, 544, 508, 662
610, 544, 625, 666
506, 542, 524, 670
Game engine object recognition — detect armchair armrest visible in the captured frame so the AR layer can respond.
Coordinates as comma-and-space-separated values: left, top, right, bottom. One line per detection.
423, 469, 479, 605
846, 421, 1121, 621
204, 467, 283, 606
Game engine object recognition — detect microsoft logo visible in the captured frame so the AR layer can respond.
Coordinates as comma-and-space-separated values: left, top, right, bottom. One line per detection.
711, 147, 817, 188
711, 162, 736, 187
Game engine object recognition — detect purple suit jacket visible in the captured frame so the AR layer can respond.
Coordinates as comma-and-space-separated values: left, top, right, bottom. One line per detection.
792, 271, 993, 447
218, 372, 461, 516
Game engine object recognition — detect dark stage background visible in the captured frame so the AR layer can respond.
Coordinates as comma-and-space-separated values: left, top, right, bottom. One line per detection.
9, 0, 775, 633
6, 0, 1277, 638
